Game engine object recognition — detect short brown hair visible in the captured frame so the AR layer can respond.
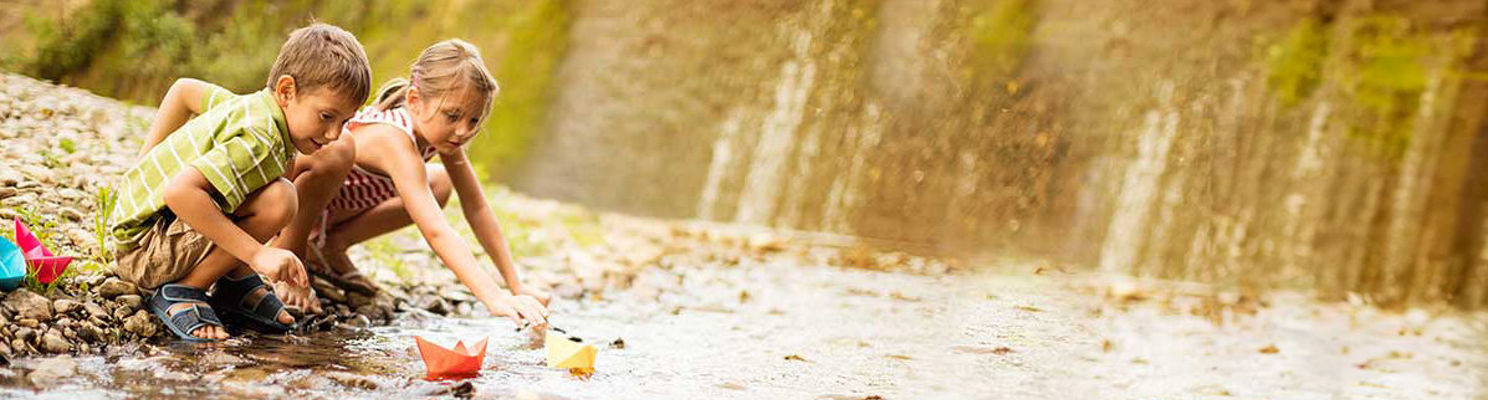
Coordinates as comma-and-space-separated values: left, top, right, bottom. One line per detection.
265, 23, 372, 104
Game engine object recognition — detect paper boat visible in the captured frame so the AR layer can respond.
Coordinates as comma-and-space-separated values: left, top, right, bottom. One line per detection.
545, 331, 597, 372
0, 239, 25, 290
14, 219, 71, 284
414, 336, 487, 380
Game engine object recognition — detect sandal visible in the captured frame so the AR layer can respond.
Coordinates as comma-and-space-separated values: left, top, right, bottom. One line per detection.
147, 284, 226, 342
210, 273, 296, 332
306, 245, 379, 296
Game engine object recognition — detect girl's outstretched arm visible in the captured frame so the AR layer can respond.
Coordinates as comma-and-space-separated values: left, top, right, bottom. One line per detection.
441, 149, 551, 305
359, 126, 548, 327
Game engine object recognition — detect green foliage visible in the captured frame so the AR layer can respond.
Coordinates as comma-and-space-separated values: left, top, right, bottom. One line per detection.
966, 0, 1039, 84
92, 185, 118, 262
1266, 18, 1329, 106
1340, 16, 1434, 160
472, 0, 573, 179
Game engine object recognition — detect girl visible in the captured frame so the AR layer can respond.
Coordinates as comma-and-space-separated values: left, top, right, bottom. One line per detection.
276, 39, 550, 327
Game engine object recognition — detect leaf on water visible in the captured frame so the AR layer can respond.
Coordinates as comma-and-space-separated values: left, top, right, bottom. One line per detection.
1016, 305, 1043, 313
885, 354, 912, 360
568, 367, 595, 379
1259, 344, 1280, 354
889, 291, 921, 302
1101, 339, 1113, 353
738, 290, 751, 303
609, 338, 626, 350
784, 354, 810, 362
992, 347, 1013, 355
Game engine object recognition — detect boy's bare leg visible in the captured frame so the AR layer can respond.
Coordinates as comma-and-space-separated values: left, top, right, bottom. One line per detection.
272, 138, 354, 313
175, 178, 299, 339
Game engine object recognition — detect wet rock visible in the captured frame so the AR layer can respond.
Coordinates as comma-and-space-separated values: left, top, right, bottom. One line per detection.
59, 208, 83, 222
27, 356, 77, 387
13, 328, 34, 343
123, 311, 156, 338
52, 299, 81, 315
324, 371, 378, 390
4, 290, 53, 322
115, 295, 143, 310
40, 330, 71, 353
97, 278, 137, 299
78, 323, 105, 342
82, 302, 109, 321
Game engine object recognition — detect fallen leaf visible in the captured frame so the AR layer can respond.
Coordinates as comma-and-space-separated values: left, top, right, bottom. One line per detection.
889, 291, 921, 302
1259, 345, 1279, 354
784, 354, 810, 362
1101, 339, 1113, 353
992, 347, 1013, 355
884, 354, 912, 360
1016, 305, 1043, 313
610, 338, 626, 350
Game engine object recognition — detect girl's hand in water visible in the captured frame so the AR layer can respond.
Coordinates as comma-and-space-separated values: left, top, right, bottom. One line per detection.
491, 294, 549, 328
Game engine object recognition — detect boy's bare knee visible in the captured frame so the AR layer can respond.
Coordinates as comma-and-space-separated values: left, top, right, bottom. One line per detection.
428, 165, 452, 207
252, 179, 299, 228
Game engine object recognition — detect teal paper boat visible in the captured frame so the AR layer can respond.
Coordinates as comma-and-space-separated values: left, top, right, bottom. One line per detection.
0, 239, 24, 290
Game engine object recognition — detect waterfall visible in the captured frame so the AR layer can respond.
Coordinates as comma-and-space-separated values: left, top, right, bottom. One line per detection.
1099, 86, 1180, 273
696, 111, 745, 221
734, 27, 818, 225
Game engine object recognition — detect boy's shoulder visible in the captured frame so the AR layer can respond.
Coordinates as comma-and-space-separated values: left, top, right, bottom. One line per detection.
177, 88, 290, 147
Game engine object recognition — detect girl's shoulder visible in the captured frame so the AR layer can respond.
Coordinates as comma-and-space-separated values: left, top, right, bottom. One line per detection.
344, 106, 415, 138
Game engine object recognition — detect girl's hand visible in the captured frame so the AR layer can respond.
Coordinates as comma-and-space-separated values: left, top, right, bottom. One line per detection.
490, 294, 549, 328
513, 285, 552, 306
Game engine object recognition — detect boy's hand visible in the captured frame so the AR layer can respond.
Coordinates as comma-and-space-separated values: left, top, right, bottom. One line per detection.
251, 247, 308, 287
490, 294, 549, 328
513, 286, 552, 306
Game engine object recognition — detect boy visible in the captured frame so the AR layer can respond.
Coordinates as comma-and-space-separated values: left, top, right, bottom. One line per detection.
108, 23, 371, 341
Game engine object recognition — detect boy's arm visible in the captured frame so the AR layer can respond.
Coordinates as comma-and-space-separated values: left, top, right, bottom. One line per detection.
162, 167, 307, 286
139, 79, 231, 156
360, 128, 547, 327
441, 149, 549, 305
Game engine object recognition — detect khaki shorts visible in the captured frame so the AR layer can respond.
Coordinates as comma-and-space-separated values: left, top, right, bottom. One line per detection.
114, 216, 216, 291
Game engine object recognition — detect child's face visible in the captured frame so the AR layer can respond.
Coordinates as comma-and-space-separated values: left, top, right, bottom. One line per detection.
273, 77, 361, 155
407, 85, 489, 155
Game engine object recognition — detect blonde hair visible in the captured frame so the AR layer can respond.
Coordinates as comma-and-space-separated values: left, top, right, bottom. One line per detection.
267, 23, 372, 104
375, 39, 499, 116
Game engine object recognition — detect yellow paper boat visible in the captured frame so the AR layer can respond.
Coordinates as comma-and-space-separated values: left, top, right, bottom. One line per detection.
545, 332, 597, 372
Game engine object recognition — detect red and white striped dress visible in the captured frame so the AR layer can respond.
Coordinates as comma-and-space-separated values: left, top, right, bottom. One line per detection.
311, 106, 438, 246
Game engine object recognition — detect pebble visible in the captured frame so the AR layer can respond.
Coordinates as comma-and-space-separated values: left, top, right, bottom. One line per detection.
4, 290, 53, 322
27, 356, 77, 387
52, 299, 81, 315
40, 330, 71, 353
122, 310, 156, 338
115, 295, 143, 310
97, 278, 137, 299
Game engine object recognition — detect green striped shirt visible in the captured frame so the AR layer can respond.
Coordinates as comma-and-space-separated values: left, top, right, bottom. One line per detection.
108, 86, 293, 250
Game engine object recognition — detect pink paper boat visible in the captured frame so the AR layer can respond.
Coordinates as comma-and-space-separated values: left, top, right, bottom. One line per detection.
14, 218, 71, 284
414, 336, 488, 380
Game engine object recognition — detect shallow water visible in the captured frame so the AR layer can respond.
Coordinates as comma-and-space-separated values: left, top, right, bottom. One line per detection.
1, 257, 1484, 399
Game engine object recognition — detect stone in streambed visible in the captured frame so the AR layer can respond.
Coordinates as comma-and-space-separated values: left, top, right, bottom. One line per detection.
27, 356, 77, 387
114, 295, 143, 310
3, 290, 52, 322
96, 278, 136, 299
52, 299, 81, 315
122, 311, 156, 338
40, 330, 70, 353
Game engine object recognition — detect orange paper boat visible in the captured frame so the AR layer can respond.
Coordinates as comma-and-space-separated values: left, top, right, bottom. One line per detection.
414, 336, 488, 380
